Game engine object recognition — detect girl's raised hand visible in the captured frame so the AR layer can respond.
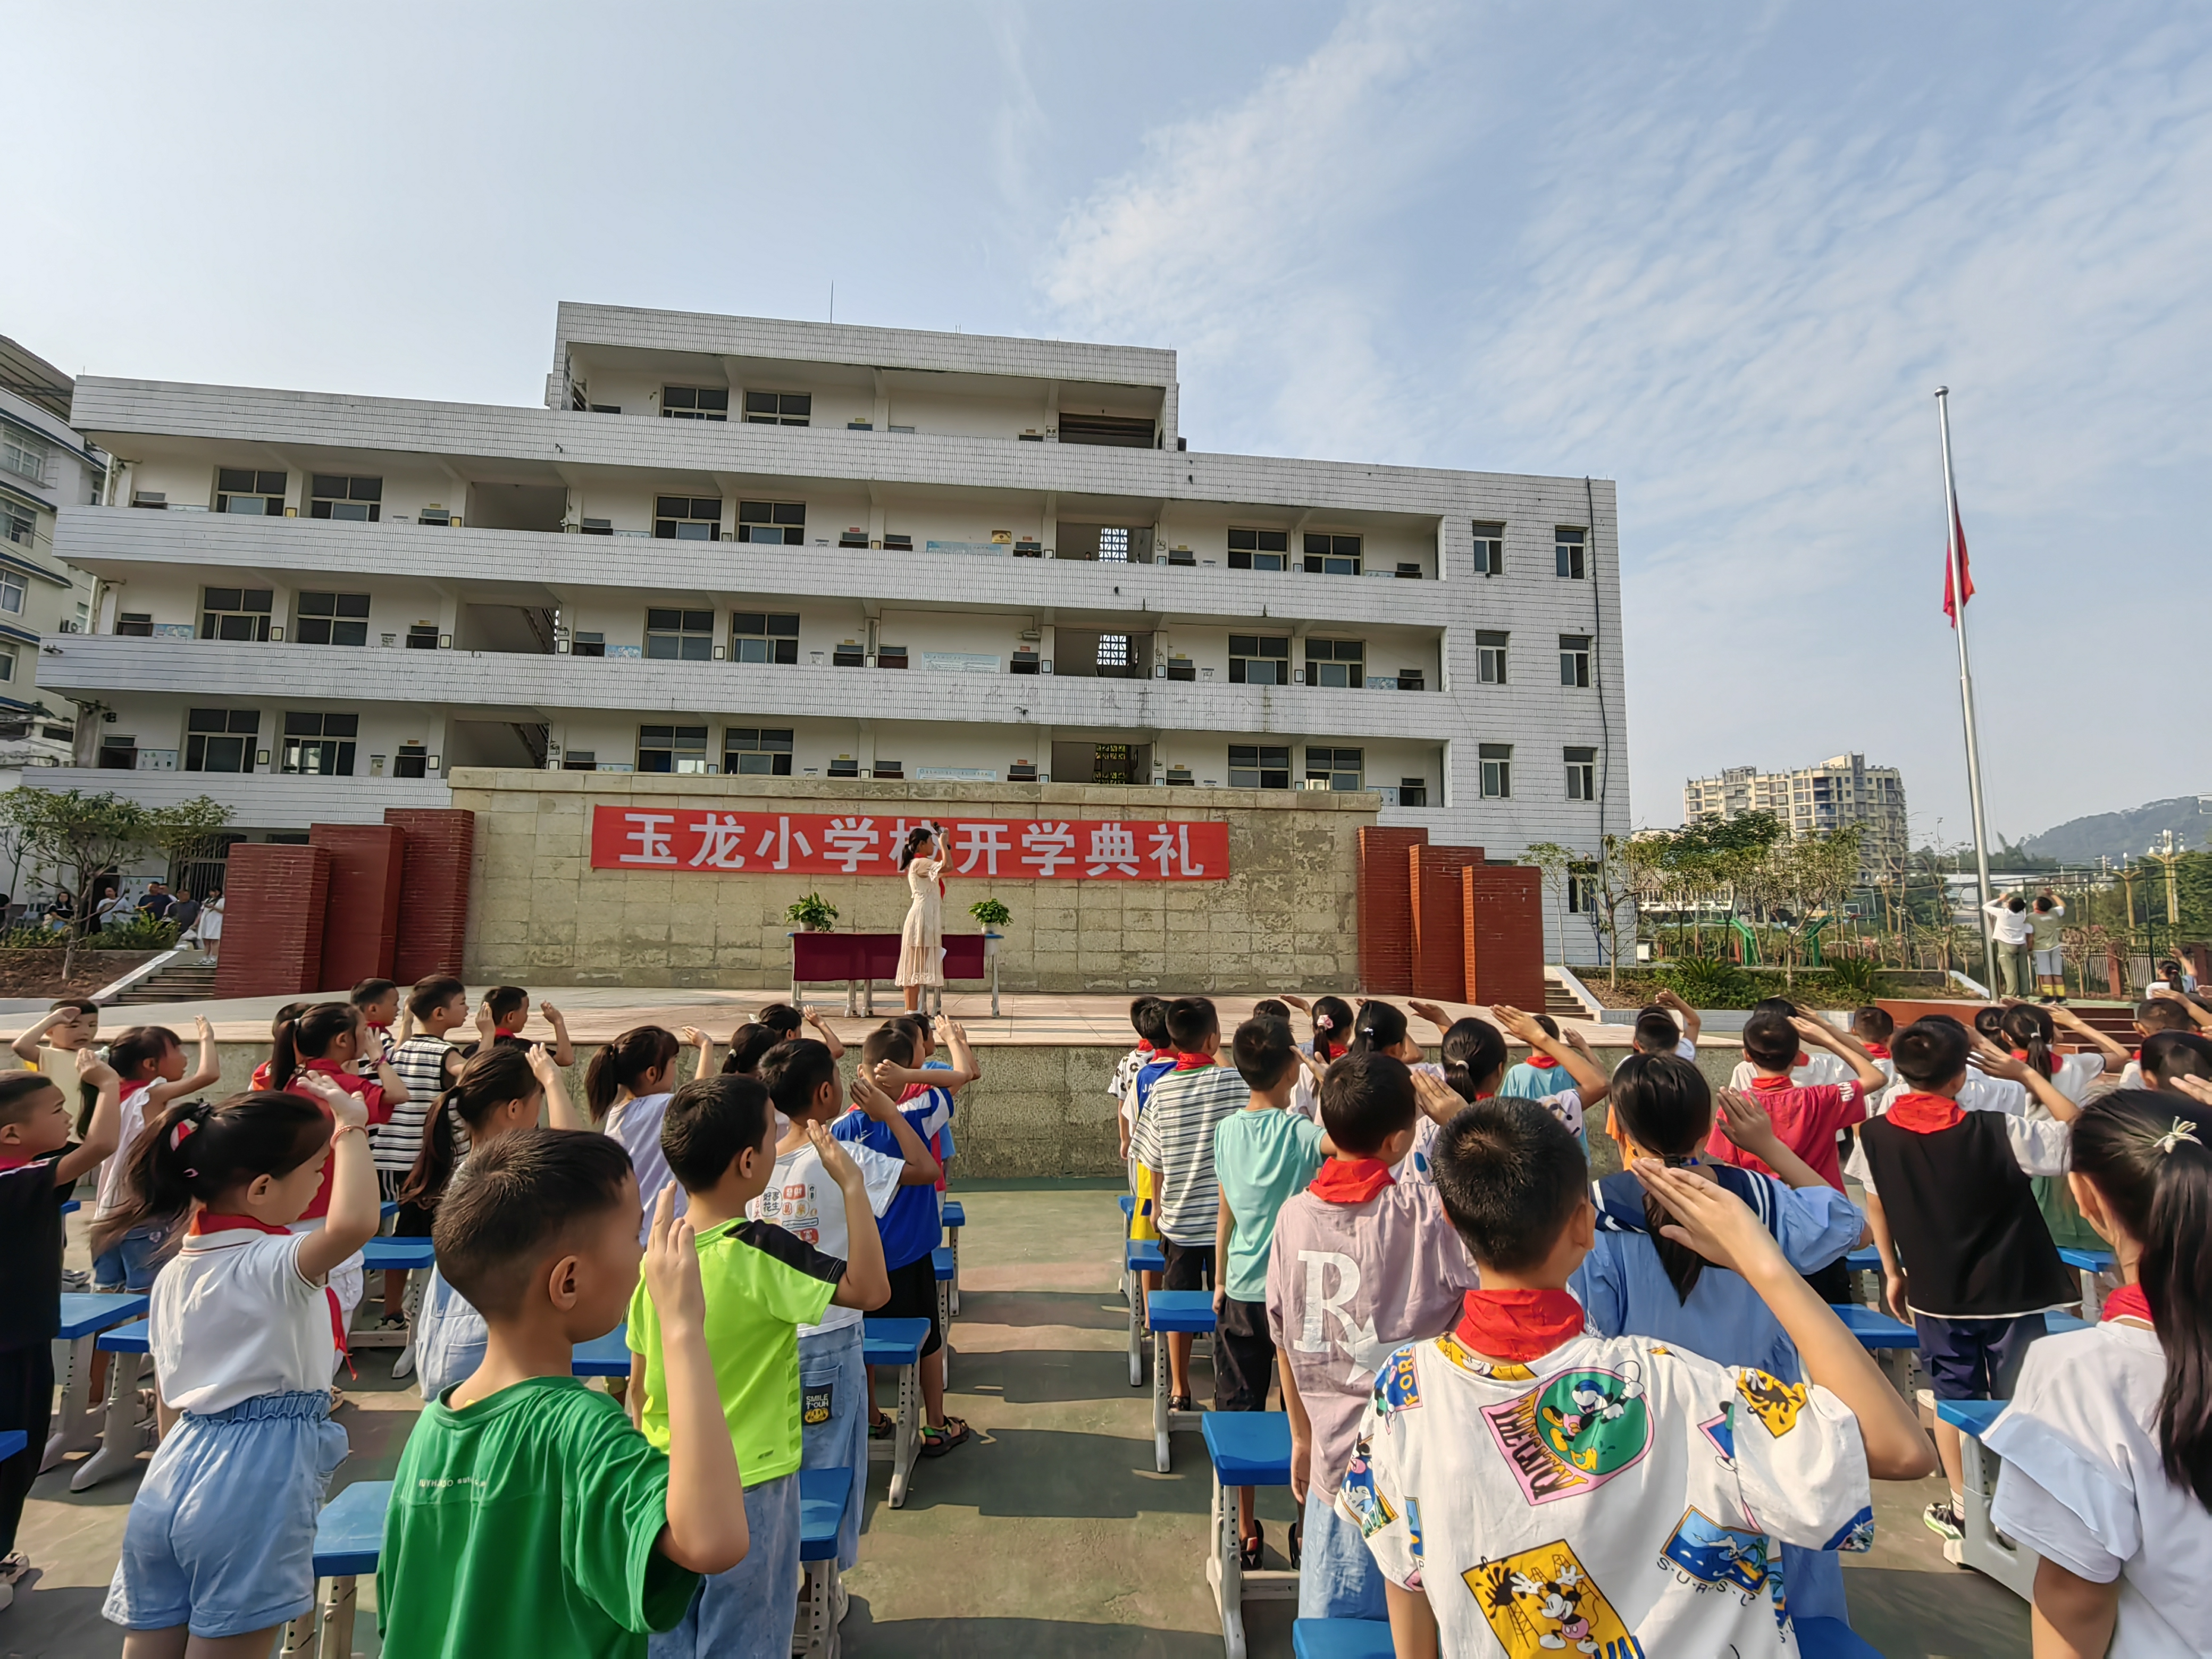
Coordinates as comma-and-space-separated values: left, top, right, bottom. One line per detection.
525, 1043, 562, 1087
291, 1068, 368, 1129
677, 1025, 708, 1048
193, 1015, 213, 1042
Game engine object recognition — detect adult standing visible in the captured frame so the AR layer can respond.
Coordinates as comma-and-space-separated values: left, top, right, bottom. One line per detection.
136, 882, 173, 922
894, 824, 948, 1014
166, 891, 201, 944
1983, 893, 2033, 998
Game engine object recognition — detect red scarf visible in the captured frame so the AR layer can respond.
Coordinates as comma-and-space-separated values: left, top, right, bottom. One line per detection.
1172, 1052, 1214, 1070
1749, 1074, 1794, 1092
1310, 1159, 1394, 1204
1861, 1043, 1891, 1059
2102, 1283, 2154, 1326
495, 1028, 519, 1040
1134, 1040, 1154, 1055
1527, 1054, 1559, 1070
190, 1210, 349, 1356
0, 1150, 34, 1170
2013, 1048, 2059, 1077
1453, 1287, 1586, 1362
1886, 1091, 1965, 1134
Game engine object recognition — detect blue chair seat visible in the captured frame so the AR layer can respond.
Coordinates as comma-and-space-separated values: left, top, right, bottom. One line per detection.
2046, 1311, 2089, 1335
2057, 1246, 2114, 1275
1292, 1620, 1393, 1659
0, 1429, 25, 1463
57, 1292, 150, 1341
1934, 1398, 2007, 1436
1828, 1304, 1917, 1351
1795, 1615, 1882, 1657
61, 1198, 79, 1214
931, 1246, 955, 1283
311, 1480, 392, 1579
1126, 1239, 1167, 1276
361, 1237, 435, 1273
1118, 1194, 1136, 1219
942, 1200, 965, 1229
97, 1319, 151, 1355
1202, 1411, 1292, 1487
380, 1200, 398, 1219
1146, 1289, 1217, 1334
798, 1466, 852, 1564
1843, 1246, 1880, 1273
572, 1325, 632, 1378
862, 1317, 931, 1368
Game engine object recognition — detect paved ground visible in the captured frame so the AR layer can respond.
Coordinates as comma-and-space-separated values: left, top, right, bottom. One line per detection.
10, 1183, 2026, 1657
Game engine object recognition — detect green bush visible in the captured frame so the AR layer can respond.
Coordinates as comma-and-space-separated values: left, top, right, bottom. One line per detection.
1821, 957, 1886, 1002
0, 924, 62, 948
1658, 956, 1760, 1009
88, 915, 182, 951
968, 898, 1011, 928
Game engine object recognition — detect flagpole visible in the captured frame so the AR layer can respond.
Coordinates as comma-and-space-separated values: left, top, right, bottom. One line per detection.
1936, 386, 1998, 991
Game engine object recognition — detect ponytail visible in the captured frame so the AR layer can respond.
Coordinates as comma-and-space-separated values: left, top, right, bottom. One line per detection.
1309, 996, 1355, 1062
721, 1021, 781, 1076
1999, 1004, 2058, 1079
89, 1091, 328, 1256
1608, 1053, 1717, 1304
110, 1025, 180, 1083
1441, 1017, 1508, 1104
2068, 1088, 2212, 1507
583, 1024, 682, 1123
270, 1001, 357, 1092
400, 1045, 538, 1207
1347, 1000, 1408, 1059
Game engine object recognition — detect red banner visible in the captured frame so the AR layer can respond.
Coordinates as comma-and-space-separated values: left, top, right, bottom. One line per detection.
589, 807, 1229, 881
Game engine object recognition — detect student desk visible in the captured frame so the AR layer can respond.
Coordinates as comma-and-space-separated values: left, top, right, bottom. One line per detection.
278, 1478, 390, 1658
1934, 1398, 2037, 1601
1828, 1303, 1919, 1397
44, 1291, 149, 1472
355, 1236, 437, 1375
941, 1197, 966, 1316
2058, 1245, 2117, 1319
1292, 1620, 1391, 1659
73, 1316, 157, 1490
931, 1245, 958, 1388
795, 1464, 852, 1659
1202, 1411, 1296, 1659
1144, 1289, 1214, 1472
572, 1326, 632, 1378
864, 1316, 930, 1509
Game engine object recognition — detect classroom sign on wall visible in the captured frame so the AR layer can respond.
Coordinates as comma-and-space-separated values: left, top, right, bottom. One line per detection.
589, 807, 1230, 881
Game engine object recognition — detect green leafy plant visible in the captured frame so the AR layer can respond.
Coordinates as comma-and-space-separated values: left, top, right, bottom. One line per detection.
0, 924, 62, 949
785, 892, 838, 933
89, 915, 182, 951
968, 898, 1011, 928
1821, 956, 1886, 1003
1658, 955, 1760, 1010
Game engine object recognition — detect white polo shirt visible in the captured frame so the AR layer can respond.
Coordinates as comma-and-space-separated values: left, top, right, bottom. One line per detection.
151, 1225, 333, 1414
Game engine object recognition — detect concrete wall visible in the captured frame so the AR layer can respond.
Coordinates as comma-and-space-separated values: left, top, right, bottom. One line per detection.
449, 769, 1376, 992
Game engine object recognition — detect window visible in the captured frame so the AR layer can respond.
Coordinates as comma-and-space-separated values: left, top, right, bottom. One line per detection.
0, 500, 31, 546
215, 468, 286, 515
0, 571, 22, 615
1229, 745, 1290, 789
562, 751, 598, 772
580, 518, 613, 536
309, 475, 382, 522
872, 759, 906, 780
1229, 634, 1290, 685
723, 727, 794, 777
828, 756, 860, 778
1479, 742, 1512, 799
571, 631, 605, 658
1398, 777, 1428, 808
1098, 526, 1130, 563
1566, 865, 1597, 914
1559, 634, 1591, 688
116, 611, 154, 636
200, 586, 273, 642
661, 386, 728, 421
876, 643, 909, 669
297, 592, 370, 646
1555, 527, 1587, 580
1477, 630, 1509, 684
735, 500, 806, 544
418, 507, 453, 526
1304, 637, 1364, 689
1306, 747, 1364, 791
1, 428, 48, 484
653, 497, 722, 541
730, 613, 799, 665
837, 528, 868, 548
882, 533, 913, 551
1090, 744, 1136, 785
1565, 746, 1597, 801
395, 743, 428, 779
1228, 527, 1289, 571
1096, 634, 1129, 670
1303, 533, 1362, 576
98, 734, 137, 770
0, 642, 14, 682
1472, 522, 1504, 576
406, 624, 439, 649
638, 724, 709, 774
185, 708, 259, 773
833, 641, 865, 668
1058, 412, 1154, 448
282, 711, 357, 775
645, 608, 714, 661
742, 390, 811, 425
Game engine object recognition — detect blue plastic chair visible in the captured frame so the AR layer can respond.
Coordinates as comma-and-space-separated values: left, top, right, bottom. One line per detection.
46, 1292, 154, 1472
1202, 1412, 1296, 1659
862, 1316, 931, 1510
361, 1236, 435, 1273
279, 1479, 392, 1656
1292, 1620, 1392, 1659
1145, 1289, 1217, 1471
572, 1324, 632, 1378
794, 1464, 852, 1656
1795, 1617, 1882, 1657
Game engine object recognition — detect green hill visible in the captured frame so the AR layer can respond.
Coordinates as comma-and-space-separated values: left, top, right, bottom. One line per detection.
2021, 794, 2211, 864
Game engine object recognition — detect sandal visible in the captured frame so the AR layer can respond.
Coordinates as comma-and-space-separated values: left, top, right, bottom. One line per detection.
1289, 1522, 1303, 1570
918, 1416, 971, 1457
1239, 1522, 1265, 1571
868, 1414, 896, 1441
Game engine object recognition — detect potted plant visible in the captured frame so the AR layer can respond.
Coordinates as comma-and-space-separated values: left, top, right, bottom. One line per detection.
786, 892, 838, 933
968, 897, 1010, 953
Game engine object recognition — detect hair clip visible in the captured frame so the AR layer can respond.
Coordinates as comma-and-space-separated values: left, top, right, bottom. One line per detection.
170, 1119, 197, 1150
2155, 1119, 2202, 1156
1312, 1013, 1334, 1032
1662, 1153, 1700, 1169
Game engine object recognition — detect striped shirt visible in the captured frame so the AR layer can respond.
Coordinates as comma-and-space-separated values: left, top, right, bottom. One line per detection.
1130, 1062, 1247, 1245
376, 1035, 457, 1175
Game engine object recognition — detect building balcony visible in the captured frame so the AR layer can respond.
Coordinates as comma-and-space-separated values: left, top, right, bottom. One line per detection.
16, 766, 450, 825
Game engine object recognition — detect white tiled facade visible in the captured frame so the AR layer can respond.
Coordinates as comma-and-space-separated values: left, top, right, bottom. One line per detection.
1683, 752, 1907, 882
35, 304, 1630, 959
0, 337, 103, 769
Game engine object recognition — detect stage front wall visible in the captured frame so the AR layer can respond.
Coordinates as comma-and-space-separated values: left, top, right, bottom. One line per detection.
451, 769, 1378, 992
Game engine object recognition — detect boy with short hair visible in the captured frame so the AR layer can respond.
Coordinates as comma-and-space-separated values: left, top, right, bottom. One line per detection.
1344, 1097, 1931, 1654
2122, 989, 2211, 1087
379, 1130, 749, 1657
10, 999, 103, 1139
1114, 996, 1170, 1160
2027, 892, 2066, 1002
1725, 997, 1853, 1091
480, 984, 576, 1067
1629, 988, 1700, 1059
627, 1075, 890, 1656
2140, 1029, 2212, 1094
1132, 996, 1248, 1411
1269, 1051, 1476, 1621
351, 977, 400, 1063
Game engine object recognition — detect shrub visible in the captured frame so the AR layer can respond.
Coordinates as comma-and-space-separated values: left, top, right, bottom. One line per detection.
1658, 956, 1760, 1010
785, 893, 838, 932
88, 915, 181, 950
968, 898, 1011, 928
1821, 956, 1886, 1002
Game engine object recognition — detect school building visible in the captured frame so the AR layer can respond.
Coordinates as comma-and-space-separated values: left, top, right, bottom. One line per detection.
0, 336, 103, 772
27, 303, 1629, 962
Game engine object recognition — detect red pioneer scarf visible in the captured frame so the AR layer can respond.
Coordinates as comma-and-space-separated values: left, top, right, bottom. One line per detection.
1861, 1044, 1891, 1059
1310, 1159, 1394, 1204
1453, 1287, 1586, 1363
190, 1210, 349, 1356
1172, 1052, 1215, 1070
2102, 1284, 2154, 1327
1886, 1092, 1965, 1134
1527, 1054, 1560, 1070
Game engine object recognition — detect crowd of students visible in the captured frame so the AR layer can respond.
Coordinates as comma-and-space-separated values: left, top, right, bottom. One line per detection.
2, 970, 2211, 1655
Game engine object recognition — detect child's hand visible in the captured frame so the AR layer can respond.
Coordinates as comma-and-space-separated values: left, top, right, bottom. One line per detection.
802, 1006, 830, 1032
541, 998, 566, 1026
1654, 988, 1689, 1016
806, 1119, 866, 1193
1212, 1285, 1227, 1319
193, 1015, 213, 1043
1279, 993, 1311, 1013
292, 1069, 369, 1129
525, 1043, 563, 1088
1407, 999, 1452, 1030
475, 1000, 497, 1039
1492, 1005, 1544, 1046
1714, 1088, 1782, 1157
1883, 1268, 1911, 1324
1968, 1035, 2030, 1082
76, 1050, 118, 1087
851, 1066, 900, 1122
1560, 1027, 1595, 1060
398, 1007, 416, 1043
1411, 1068, 1463, 1124
1296, 1045, 1330, 1082
940, 1017, 968, 1045
2169, 1075, 2212, 1110
678, 1025, 708, 1048
643, 1185, 707, 1330
2047, 1005, 2089, 1033
1789, 1015, 1837, 1049
1631, 1159, 1786, 1279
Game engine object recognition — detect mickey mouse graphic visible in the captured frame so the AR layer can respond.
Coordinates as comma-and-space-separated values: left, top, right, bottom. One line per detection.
1510, 1562, 1599, 1654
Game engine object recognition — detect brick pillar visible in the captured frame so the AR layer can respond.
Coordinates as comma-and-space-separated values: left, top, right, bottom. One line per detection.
1461, 865, 1546, 1012
1410, 845, 1486, 1001
309, 823, 406, 991
1356, 827, 1429, 993
214, 844, 332, 999
383, 808, 475, 983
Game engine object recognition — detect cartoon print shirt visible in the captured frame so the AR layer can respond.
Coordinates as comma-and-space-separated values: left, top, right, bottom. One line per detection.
1338, 1328, 1874, 1658
1396, 1085, 1585, 1186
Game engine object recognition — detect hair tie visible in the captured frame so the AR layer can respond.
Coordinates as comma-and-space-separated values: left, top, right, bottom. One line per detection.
170, 1119, 197, 1151
2155, 1119, 2202, 1156
1313, 1013, 1333, 1032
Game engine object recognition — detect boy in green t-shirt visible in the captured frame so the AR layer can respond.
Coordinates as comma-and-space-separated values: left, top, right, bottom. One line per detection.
625, 1073, 890, 1658
379, 1128, 749, 1659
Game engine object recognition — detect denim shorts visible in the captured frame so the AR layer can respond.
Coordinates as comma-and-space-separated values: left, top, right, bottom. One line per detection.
649, 1472, 800, 1659
104, 1390, 348, 1639
1299, 1483, 1387, 1621
798, 1324, 868, 1570
93, 1221, 173, 1294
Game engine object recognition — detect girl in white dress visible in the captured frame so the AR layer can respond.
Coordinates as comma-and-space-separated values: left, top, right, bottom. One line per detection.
895, 824, 948, 1013
195, 888, 224, 963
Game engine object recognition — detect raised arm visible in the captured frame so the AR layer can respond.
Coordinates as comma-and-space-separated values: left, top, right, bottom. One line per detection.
1655, 987, 1701, 1047
2148, 986, 2212, 1030
1713, 1089, 1829, 1190
1495, 1005, 1606, 1103
813, 1123, 891, 1311
679, 1025, 715, 1084
289, 1073, 379, 1279
541, 999, 575, 1068
856, 1064, 941, 1186
800, 1005, 846, 1060
150, 1015, 224, 1107
11, 1008, 65, 1065
936, 1017, 980, 1090
529, 1044, 582, 1130
53, 1052, 122, 1187
2047, 1004, 2131, 1067
1406, 1000, 1455, 1040
1972, 1037, 2081, 1124
1793, 1016, 1887, 1095
644, 1186, 750, 1573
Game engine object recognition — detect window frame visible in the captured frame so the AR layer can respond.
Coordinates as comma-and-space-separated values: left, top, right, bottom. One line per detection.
1565, 746, 1597, 801
644, 607, 716, 661
0, 499, 32, 546
722, 726, 795, 777
742, 390, 812, 426
660, 386, 730, 421
0, 428, 49, 485
1555, 527, 1587, 580
1305, 745, 1364, 791
297, 591, 371, 647
185, 708, 260, 773
729, 612, 800, 665
1479, 742, 1513, 799
308, 474, 383, 522
1476, 630, 1509, 684
200, 586, 274, 643
0, 571, 24, 615
652, 497, 723, 541
214, 468, 286, 516
1302, 532, 1362, 576
637, 723, 710, 774
1559, 634, 1592, 689
1227, 527, 1289, 572
280, 710, 359, 776
1228, 633, 1290, 685
1228, 743, 1291, 790
1304, 636, 1365, 689
1471, 522, 1505, 577
735, 500, 807, 546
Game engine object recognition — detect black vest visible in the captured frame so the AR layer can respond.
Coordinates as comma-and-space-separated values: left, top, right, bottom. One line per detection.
1858, 1113, 2075, 1318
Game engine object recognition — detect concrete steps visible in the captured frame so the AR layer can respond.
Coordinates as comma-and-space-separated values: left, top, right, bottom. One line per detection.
108, 960, 218, 1007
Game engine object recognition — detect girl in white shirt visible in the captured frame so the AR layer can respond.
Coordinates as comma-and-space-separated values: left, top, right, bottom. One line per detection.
99, 1074, 380, 1652
88, 1019, 221, 1292
1987, 1087, 2212, 1658
585, 1024, 686, 1238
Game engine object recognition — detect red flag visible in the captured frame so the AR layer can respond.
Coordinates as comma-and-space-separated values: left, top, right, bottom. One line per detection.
1941, 499, 1974, 627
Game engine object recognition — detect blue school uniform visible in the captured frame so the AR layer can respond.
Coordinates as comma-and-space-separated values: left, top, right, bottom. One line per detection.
1570, 1163, 1865, 1622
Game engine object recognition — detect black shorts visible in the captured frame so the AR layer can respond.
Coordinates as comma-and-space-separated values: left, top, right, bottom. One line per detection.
1214, 1295, 1275, 1413
378, 1170, 435, 1239
878, 1252, 942, 1358
1161, 1239, 1215, 1294
1802, 1257, 1854, 1308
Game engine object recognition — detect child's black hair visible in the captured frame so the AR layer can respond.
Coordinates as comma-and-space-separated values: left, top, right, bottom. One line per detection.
582, 1025, 681, 1122
1999, 1004, 2058, 1079
1251, 999, 1291, 1023
1750, 997, 1799, 1019
756, 1003, 806, 1036
1430, 1097, 1588, 1273
2143, 1032, 2212, 1090
661, 1074, 775, 1192
2139, 998, 2200, 1035
433, 1127, 635, 1319
1973, 1005, 2006, 1040
350, 977, 398, 1008
1129, 995, 1169, 1047
896, 825, 934, 871
1309, 995, 1355, 1061
1440, 1017, 1507, 1103
721, 1022, 783, 1076
90, 1091, 328, 1256
0, 1071, 63, 1127
1850, 1006, 1895, 1043
2066, 1089, 2212, 1506
1347, 1000, 1409, 1058
1739, 1011, 1798, 1073
1892, 1017, 1971, 1090
758, 1038, 837, 1119
1631, 1006, 1680, 1054
110, 1025, 181, 1083
1164, 996, 1218, 1054
1320, 1051, 1415, 1155
401, 1044, 539, 1208
1607, 1052, 1717, 1303
861, 1024, 917, 1069
45, 997, 97, 1019
485, 985, 530, 1027
270, 1002, 357, 1092
1230, 1017, 1296, 1092
407, 975, 467, 1021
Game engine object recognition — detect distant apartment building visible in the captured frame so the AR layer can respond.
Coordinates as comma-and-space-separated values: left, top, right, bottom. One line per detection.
0, 337, 102, 769
1683, 753, 1906, 882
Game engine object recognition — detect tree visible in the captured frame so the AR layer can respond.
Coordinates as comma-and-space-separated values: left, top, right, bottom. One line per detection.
1742, 825, 1866, 987
0, 790, 233, 978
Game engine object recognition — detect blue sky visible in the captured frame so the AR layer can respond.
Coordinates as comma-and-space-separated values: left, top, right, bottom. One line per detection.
10, 2, 2208, 848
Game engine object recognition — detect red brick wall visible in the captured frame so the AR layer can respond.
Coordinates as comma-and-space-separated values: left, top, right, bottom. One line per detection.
1410, 845, 1486, 1000
1355, 827, 1429, 992
383, 808, 475, 984
309, 823, 406, 990
215, 844, 331, 998
1461, 865, 1546, 1011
